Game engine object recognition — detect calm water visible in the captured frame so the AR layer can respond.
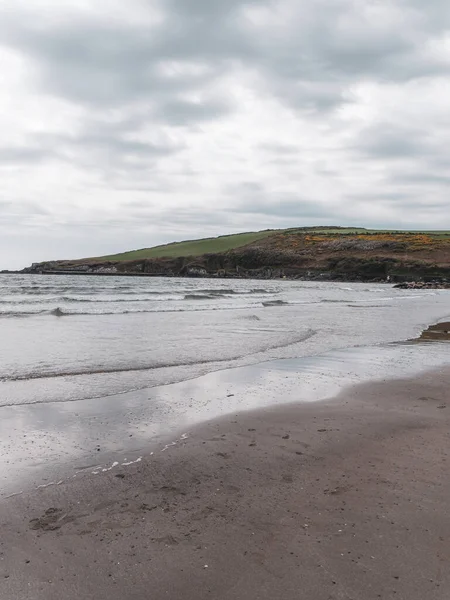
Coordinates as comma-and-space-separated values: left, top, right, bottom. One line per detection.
0, 274, 449, 407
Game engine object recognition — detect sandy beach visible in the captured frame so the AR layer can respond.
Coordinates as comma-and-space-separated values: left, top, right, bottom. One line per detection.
3, 0, 450, 597
1, 366, 449, 600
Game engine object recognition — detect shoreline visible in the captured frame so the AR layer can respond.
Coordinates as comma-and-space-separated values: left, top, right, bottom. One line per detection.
1, 335, 450, 499
3, 270, 450, 287
1, 366, 450, 599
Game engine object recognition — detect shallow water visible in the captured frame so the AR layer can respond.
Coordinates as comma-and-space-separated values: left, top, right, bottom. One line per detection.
0, 274, 449, 496
1, 274, 449, 406
1, 341, 449, 497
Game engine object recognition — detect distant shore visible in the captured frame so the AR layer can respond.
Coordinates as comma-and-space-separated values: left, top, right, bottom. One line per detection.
12, 227, 450, 283
1, 270, 175, 277
3, 270, 450, 288
1, 364, 450, 599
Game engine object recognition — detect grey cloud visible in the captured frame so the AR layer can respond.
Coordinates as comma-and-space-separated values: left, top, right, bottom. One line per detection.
232, 191, 338, 220
356, 124, 433, 159
0, 201, 50, 230
0, 147, 55, 165
378, 196, 447, 211
246, 1, 450, 117
166, 0, 263, 17
1, 0, 450, 269
153, 97, 233, 126
348, 191, 414, 202
3, 0, 448, 119
0, 200, 49, 215
226, 181, 265, 195
1, 24, 206, 108
345, 191, 448, 214
402, 0, 450, 30
238, 200, 335, 220
20, 117, 185, 179
70, 133, 177, 158
314, 166, 340, 177
125, 200, 159, 209
134, 209, 232, 228
389, 172, 450, 186
70, 204, 241, 231
264, 157, 300, 167
396, 198, 447, 210
258, 142, 299, 155
0, 8, 251, 108
225, 180, 342, 221
0, 131, 178, 178
121, 188, 334, 231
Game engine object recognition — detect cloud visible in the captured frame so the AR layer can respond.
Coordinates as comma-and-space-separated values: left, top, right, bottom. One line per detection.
0, 147, 55, 165
394, 173, 450, 186
1, 0, 450, 269
4, 0, 446, 113
356, 123, 430, 159
236, 198, 340, 221
0, 3, 249, 109
225, 182, 345, 223
258, 142, 299, 155
0, 201, 50, 232
153, 97, 233, 126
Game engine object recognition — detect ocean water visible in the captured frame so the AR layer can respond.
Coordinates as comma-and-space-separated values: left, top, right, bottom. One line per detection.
1, 273, 450, 495
0, 274, 449, 407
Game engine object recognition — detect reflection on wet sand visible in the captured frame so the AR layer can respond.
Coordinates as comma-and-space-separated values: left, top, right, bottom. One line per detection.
1, 338, 450, 498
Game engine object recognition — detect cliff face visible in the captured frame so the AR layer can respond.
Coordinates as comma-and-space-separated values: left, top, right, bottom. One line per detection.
23, 231, 450, 282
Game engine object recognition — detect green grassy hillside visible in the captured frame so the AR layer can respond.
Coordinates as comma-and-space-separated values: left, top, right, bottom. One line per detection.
92, 230, 277, 262
25, 227, 450, 281
83, 226, 450, 263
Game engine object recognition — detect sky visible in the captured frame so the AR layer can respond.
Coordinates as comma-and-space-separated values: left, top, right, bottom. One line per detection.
1, 0, 450, 269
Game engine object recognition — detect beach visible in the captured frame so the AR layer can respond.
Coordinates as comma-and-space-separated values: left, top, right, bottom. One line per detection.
3, 0, 450, 595
1, 366, 449, 599
1, 275, 449, 599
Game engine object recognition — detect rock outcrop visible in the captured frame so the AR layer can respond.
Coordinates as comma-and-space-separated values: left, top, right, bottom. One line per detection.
21, 230, 450, 283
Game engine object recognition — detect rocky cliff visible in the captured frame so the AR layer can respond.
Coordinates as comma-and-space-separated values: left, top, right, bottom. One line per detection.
23, 230, 450, 283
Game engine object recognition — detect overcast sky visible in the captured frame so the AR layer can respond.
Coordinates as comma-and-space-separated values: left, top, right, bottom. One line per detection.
1, 0, 450, 269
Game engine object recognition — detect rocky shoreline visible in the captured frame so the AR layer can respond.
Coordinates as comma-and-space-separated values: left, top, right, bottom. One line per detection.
4, 267, 450, 288
10, 229, 450, 284
8, 263, 450, 287
394, 281, 450, 289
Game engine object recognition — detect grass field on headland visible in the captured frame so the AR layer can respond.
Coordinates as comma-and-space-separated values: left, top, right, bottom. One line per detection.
92, 227, 450, 262
95, 230, 277, 261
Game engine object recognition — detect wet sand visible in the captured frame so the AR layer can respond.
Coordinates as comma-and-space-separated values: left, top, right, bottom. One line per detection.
1, 367, 450, 600
2, 339, 450, 499
417, 321, 450, 342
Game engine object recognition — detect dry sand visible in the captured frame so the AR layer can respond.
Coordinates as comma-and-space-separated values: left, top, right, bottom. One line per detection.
1, 367, 450, 600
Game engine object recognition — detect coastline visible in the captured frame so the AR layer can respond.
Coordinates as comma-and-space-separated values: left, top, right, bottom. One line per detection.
1, 365, 450, 599
2, 336, 450, 498
4, 271, 450, 287
13, 227, 450, 283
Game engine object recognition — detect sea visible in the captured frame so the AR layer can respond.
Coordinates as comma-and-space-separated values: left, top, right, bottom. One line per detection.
0, 274, 449, 495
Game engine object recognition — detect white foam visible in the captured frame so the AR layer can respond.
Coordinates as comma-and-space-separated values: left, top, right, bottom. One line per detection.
121, 456, 143, 466
101, 461, 119, 473
162, 433, 189, 452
